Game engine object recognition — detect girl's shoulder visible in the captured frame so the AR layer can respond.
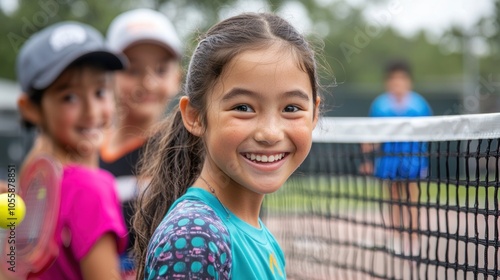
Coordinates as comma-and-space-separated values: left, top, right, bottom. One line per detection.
57, 165, 127, 261
60, 164, 120, 211
63, 165, 114, 187
61, 165, 118, 202
146, 199, 232, 279
154, 199, 231, 245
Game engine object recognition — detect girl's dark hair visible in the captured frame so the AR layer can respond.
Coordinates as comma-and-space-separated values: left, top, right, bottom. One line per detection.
21, 88, 44, 129
133, 12, 320, 278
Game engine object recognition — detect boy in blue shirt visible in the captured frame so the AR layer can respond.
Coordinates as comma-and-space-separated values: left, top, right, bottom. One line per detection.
362, 60, 432, 254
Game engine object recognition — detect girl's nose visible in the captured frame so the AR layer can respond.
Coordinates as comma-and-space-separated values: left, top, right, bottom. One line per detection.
254, 116, 284, 145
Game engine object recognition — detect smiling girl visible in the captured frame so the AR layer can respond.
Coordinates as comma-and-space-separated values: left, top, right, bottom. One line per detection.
134, 13, 321, 279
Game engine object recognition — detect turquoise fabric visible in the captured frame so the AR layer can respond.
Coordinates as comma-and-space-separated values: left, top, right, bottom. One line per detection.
145, 187, 286, 279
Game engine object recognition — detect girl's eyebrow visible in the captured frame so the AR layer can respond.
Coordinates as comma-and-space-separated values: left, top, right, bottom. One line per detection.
222, 87, 310, 102
283, 90, 310, 101
52, 82, 74, 92
221, 88, 256, 101
128, 56, 172, 65
51, 75, 107, 92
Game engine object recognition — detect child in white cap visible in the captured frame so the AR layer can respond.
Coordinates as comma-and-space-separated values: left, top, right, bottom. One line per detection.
99, 8, 183, 278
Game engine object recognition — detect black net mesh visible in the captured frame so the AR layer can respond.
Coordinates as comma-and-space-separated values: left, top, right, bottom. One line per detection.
263, 138, 500, 280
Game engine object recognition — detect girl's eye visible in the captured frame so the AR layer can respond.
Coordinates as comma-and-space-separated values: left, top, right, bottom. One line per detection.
283, 105, 300, 113
233, 104, 254, 112
155, 64, 169, 76
96, 88, 106, 98
62, 93, 77, 103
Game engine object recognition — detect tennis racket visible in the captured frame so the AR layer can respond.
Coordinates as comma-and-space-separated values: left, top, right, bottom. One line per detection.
0, 155, 62, 279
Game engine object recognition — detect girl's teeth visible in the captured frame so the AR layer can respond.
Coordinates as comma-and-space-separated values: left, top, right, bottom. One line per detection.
245, 153, 285, 163
81, 128, 100, 137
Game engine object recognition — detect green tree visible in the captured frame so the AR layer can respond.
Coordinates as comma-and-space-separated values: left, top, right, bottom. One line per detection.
1, 0, 133, 80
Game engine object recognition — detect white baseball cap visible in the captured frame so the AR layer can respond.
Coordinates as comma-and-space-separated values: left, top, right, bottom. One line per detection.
106, 8, 182, 58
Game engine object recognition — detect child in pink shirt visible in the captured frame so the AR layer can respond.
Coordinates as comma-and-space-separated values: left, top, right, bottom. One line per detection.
14, 21, 128, 280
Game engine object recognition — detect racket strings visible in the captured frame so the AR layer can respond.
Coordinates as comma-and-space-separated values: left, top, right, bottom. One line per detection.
17, 174, 49, 254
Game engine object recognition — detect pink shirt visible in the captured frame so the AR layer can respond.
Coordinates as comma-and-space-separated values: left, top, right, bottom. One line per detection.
38, 165, 127, 280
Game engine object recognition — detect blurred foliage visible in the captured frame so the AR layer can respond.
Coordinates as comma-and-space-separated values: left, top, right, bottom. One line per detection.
0, 0, 498, 89
302, 0, 499, 90
0, 0, 135, 80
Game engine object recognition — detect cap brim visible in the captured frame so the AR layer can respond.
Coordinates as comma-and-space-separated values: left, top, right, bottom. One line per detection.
32, 50, 127, 90
73, 51, 127, 70
123, 39, 181, 59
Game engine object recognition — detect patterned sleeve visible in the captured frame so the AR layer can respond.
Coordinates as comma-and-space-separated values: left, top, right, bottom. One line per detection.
144, 200, 232, 280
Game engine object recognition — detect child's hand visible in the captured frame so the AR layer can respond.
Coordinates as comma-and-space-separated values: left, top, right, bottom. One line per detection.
358, 162, 374, 175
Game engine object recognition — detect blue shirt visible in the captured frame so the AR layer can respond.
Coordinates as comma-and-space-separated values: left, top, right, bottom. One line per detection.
369, 91, 432, 117
369, 91, 432, 179
145, 187, 286, 279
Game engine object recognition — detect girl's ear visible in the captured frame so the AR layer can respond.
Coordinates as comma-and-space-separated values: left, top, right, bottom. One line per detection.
18, 94, 42, 126
179, 96, 203, 137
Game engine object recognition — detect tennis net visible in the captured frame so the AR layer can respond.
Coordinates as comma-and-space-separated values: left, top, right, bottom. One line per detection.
262, 113, 500, 280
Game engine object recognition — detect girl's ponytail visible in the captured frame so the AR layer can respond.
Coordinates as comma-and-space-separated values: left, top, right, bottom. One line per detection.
133, 107, 204, 278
